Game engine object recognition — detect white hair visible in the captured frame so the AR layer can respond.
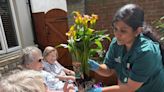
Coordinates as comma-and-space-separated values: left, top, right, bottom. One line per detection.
22, 46, 42, 65
0, 70, 45, 92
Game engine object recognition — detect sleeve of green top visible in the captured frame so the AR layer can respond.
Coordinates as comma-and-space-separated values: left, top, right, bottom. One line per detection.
104, 38, 117, 69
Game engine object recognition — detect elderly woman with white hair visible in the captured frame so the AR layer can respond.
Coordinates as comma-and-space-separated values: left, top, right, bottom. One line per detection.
21, 46, 76, 92
42, 46, 75, 82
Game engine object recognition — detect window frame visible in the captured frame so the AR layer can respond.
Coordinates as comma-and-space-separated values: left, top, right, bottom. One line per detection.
0, 17, 6, 54
0, 0, 21, 54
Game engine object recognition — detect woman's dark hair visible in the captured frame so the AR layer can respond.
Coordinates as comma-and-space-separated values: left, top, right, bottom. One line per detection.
142, 25, 164, 65
112, 4, 164, 64
112, 4, 144, 31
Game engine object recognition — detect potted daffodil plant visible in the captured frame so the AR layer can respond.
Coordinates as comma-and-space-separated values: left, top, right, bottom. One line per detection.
60, 11, 110, 78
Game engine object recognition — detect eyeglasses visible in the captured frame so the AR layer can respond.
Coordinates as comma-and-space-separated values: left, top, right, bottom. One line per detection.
38, 58, 43, 62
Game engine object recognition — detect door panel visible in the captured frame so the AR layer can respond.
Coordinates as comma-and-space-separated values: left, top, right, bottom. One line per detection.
33, 9, 72, 67
33, 12, 47, 49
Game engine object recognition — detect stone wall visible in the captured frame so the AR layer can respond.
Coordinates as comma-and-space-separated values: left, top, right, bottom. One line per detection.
0, 50, 22, 77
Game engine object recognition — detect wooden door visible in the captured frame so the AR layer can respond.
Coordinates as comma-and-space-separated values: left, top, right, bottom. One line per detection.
33, 9, 72, 67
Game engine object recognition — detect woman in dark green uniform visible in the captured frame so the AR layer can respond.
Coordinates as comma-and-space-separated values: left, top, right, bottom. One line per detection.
88, 4, 164, 92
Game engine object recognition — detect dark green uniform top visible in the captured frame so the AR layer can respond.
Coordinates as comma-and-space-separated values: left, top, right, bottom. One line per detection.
104, 34, 164, 92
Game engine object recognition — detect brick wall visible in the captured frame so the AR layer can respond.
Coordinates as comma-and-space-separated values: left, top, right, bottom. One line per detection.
86, 0, 164, 37
66, 0, 85, 27
66, 0, 164, 58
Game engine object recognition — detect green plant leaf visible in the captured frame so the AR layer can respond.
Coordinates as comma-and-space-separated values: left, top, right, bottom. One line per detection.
59, 11, 111, 75
95, 39, 103, 49
158, 24, 164, 28
160, 16, 164, 20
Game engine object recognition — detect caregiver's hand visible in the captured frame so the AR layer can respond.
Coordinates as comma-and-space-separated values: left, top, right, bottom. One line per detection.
88, 59, 100, 71
87, 87, 102, 92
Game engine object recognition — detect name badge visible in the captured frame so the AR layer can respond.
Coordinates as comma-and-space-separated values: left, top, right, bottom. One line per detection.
114, 56, 121, 63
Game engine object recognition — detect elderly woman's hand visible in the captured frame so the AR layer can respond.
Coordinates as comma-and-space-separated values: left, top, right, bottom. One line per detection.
66, 76, 76, 82
67, 70, 75, 76
63, 81, 75, 92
